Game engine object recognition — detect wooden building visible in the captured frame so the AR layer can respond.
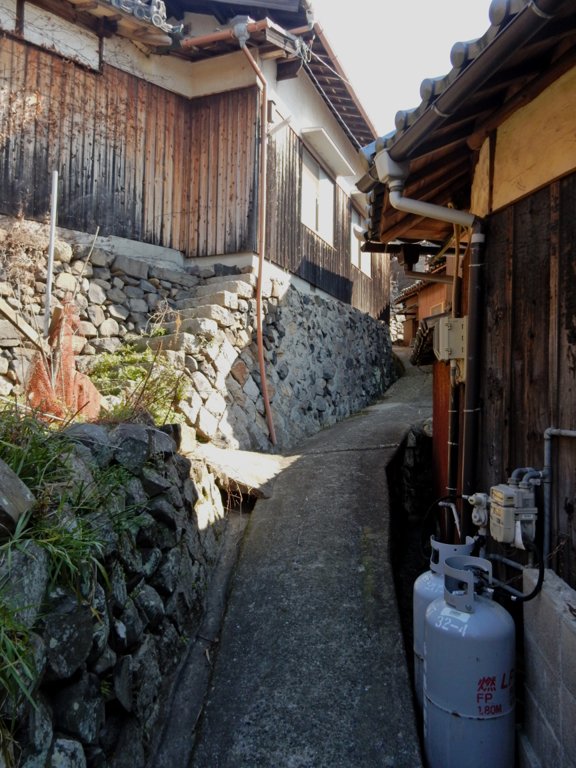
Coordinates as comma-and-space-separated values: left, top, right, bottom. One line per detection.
359, 0, 576, 580
0, 0, 387, 317
358, 1, 576, 763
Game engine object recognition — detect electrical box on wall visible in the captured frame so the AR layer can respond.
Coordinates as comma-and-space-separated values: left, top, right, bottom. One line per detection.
433, 316, 468, 381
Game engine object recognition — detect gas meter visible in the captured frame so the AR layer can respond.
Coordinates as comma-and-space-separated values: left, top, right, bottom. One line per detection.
489, 483, 538, 545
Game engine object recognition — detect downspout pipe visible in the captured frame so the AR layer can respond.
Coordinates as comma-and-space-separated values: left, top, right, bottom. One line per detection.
460, 224, 485, 532
387, 187, 475, 229
374, 151, 476, 229
237, 31, 277, 445
447, 225, 463, 514
462, 221, 486, 492
375, 150, 482, 535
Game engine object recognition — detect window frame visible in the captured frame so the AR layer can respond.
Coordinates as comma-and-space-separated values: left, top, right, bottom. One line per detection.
300, 148, 335, 246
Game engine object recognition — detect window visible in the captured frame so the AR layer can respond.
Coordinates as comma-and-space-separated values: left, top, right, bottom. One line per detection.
301, 149, 334, 245
351, 209, 371, 278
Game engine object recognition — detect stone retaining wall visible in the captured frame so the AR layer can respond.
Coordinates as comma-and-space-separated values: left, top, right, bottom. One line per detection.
1, 423, 226, 768
0, 221, 395, 451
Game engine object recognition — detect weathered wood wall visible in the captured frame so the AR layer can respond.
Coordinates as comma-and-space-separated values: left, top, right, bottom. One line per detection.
0, 36, 388, 317
266, 125, 390, 319
477, 173, 576, 586
0, 37, 258, 256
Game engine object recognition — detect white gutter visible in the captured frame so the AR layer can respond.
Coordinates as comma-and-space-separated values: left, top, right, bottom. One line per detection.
374, 150, 475, 228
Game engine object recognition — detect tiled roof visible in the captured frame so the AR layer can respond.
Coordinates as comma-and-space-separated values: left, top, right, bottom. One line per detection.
359, 0, 576, 245
68, 0, 376, 150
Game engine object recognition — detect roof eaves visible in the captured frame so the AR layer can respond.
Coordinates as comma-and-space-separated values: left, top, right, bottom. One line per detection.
362, 0, 572, 169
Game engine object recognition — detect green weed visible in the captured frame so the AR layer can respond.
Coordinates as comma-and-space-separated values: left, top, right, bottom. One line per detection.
89, 345, 186, 425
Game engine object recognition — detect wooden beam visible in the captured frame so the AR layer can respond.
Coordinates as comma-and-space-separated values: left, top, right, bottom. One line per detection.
0, 298, 49, 354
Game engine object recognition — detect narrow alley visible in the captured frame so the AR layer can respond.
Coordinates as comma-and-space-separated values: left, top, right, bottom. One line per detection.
155, 351, 431, 768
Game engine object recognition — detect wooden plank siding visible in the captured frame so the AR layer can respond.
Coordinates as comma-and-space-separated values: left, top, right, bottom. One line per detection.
266, 125, 389, 319
0, 36, 388, 317
0, 37, 258, 256
476, 173, 576, 586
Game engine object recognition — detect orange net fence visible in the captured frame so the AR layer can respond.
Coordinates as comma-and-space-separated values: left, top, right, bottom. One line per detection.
26, 301, 101, 421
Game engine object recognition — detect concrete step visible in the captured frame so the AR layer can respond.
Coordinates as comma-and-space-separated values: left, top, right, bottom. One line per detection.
174, 290, 239, 312
138, 325, 217, 354
191, 277, 255, 301
164, 304, 236, 331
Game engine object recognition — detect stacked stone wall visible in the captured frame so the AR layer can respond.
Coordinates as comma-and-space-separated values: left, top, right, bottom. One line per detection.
1, 424, 227, 768
0, 222, 396, 451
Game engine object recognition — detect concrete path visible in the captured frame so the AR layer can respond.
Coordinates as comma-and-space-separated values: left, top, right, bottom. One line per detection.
182, 349, 432, 768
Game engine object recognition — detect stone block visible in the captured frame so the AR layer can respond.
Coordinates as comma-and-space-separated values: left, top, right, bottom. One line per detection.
517, 730, 542, 768
90, 248, 115, 267
112, 253, 149, 280
524, 686, 562, 768
194, 277, 254, 300
55, 271, 77, 292
99, 318, 120, 337
205, 391, 227, 418
196, 407, 218, 440
191, 304, 235, 328
144, 333, 201, 355
87, 281, 107, 305
164, 316, 218, 337
190, 370, 213, 399
149, 265, 199, 287
108, 303, 130, 321
87, 305, 105, 327
128, 298, 148, 314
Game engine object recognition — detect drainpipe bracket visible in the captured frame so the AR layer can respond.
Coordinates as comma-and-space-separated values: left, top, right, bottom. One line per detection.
231, 15, 253, 47
374, 150, 410, 187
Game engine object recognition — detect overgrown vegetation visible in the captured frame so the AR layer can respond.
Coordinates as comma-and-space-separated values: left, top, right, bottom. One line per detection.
0, 407, 142, 740
89, 344, 186, 425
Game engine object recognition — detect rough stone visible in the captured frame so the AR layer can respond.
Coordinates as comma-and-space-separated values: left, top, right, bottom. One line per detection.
196, 407, 219, 440
0, 459, 37, 537
49, 738, 87, 768
128, 298, 149, 314
112, 254, 149, 280
134, 584, 165, 629
107, 288, 127, 304
55, 272, 77, 292
110, 424, 150, 473
91, 337, 122, 354
51, 672, 104, 744
230, 358, 249, 386
87, 305, 105, 326
99, 318, 120, 337
19, 695, 53, 768
78, 320, 98, 338
108, 303, 129, 321
88, 282, 107, 305
43, 590, 94, 679
53, 240, 73, 264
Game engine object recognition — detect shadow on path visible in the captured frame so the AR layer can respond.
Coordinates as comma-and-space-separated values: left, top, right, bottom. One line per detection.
155, 348, 431, 768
